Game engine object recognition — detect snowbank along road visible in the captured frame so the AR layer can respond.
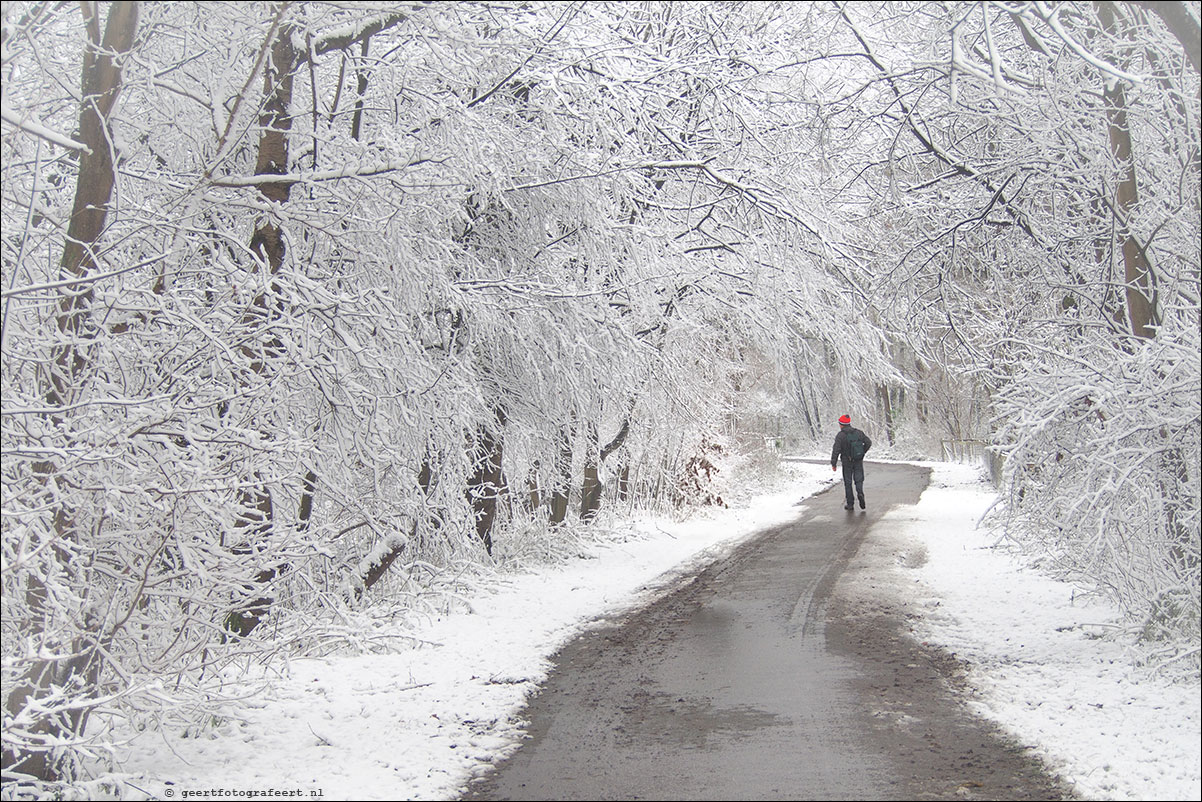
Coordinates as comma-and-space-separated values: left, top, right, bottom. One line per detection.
465, 461, 1072, 801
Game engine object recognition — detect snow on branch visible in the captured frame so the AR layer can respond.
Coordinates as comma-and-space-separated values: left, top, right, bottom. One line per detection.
209, 157, 439, 187
1, 251, 171, 299
1, 106, 91, 154
297, 11, 411, 63
502, 160, 712, 192
1030, 1, 1146, 84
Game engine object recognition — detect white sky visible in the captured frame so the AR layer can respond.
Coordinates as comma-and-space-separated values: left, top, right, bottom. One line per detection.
111, 460, 1200, 802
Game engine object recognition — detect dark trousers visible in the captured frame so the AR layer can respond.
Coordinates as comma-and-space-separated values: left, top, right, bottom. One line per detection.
842, 460, 865, 507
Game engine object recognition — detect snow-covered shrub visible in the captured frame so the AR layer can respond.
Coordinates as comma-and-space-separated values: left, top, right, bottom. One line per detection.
992, 313, 1201, 678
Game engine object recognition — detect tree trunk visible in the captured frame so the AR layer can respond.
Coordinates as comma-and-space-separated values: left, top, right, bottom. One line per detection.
222, 482, 277, 639
3, 1, 139, 782
351, 35, 370, 140
580, 417, 631, 521
359, 453, 434, 595
580, 423, 602, 522
467, 406, 507, 554
877, 384, 895, 446
1096, 1, 1157, 340
526, 466, 542, 511
549, 425, 573, 525
224, 17, 299, 638
47, 0, 138, 408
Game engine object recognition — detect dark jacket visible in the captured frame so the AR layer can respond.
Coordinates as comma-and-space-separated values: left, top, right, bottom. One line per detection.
831, 426, 872, 468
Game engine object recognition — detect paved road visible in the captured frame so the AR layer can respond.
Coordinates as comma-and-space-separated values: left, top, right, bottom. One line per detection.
465, 462, 1069, 801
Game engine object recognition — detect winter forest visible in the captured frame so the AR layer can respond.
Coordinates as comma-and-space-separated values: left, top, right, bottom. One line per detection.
1, 0, 1199, 792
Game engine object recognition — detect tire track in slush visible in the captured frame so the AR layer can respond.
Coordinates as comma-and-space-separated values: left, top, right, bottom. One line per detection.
465, 462, 1070, 801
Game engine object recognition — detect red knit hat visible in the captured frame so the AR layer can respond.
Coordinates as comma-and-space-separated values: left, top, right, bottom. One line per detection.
838, 414, 851, 425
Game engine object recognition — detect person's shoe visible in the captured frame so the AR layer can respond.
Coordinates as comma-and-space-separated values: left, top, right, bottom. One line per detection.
844, 503, 854, 510
859, 497, 866, 509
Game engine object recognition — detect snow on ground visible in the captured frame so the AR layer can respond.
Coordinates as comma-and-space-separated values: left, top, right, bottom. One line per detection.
115, 460, 1200, 801
880, 464, 1202, 802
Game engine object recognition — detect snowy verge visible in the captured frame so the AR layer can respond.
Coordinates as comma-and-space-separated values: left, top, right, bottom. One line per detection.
877, 461, 1201, 802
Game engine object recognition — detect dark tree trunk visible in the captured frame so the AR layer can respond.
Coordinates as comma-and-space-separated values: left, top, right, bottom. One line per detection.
581, 418, 631, 521
549, 426, 573, 525
225, 18, 299, 638
617, 464, 631, 502
467, 406, 507, 554
526, 464, 542, 512
580, 424, 602, 522
1097, 2, 1158, 340
3, 1, 139, 782
351, 35, 370, 140
878, 384, 898, 446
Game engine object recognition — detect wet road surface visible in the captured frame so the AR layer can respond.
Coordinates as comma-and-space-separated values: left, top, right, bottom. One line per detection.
465, 462, 1070, 801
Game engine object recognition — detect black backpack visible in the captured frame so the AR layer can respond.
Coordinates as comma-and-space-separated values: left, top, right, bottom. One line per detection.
847, 430, 866, 460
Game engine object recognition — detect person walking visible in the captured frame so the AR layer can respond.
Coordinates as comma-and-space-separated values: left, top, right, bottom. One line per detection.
831, 414, 872, 510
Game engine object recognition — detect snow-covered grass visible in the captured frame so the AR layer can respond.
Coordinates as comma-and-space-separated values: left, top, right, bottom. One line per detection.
101, 460, 1198, 801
